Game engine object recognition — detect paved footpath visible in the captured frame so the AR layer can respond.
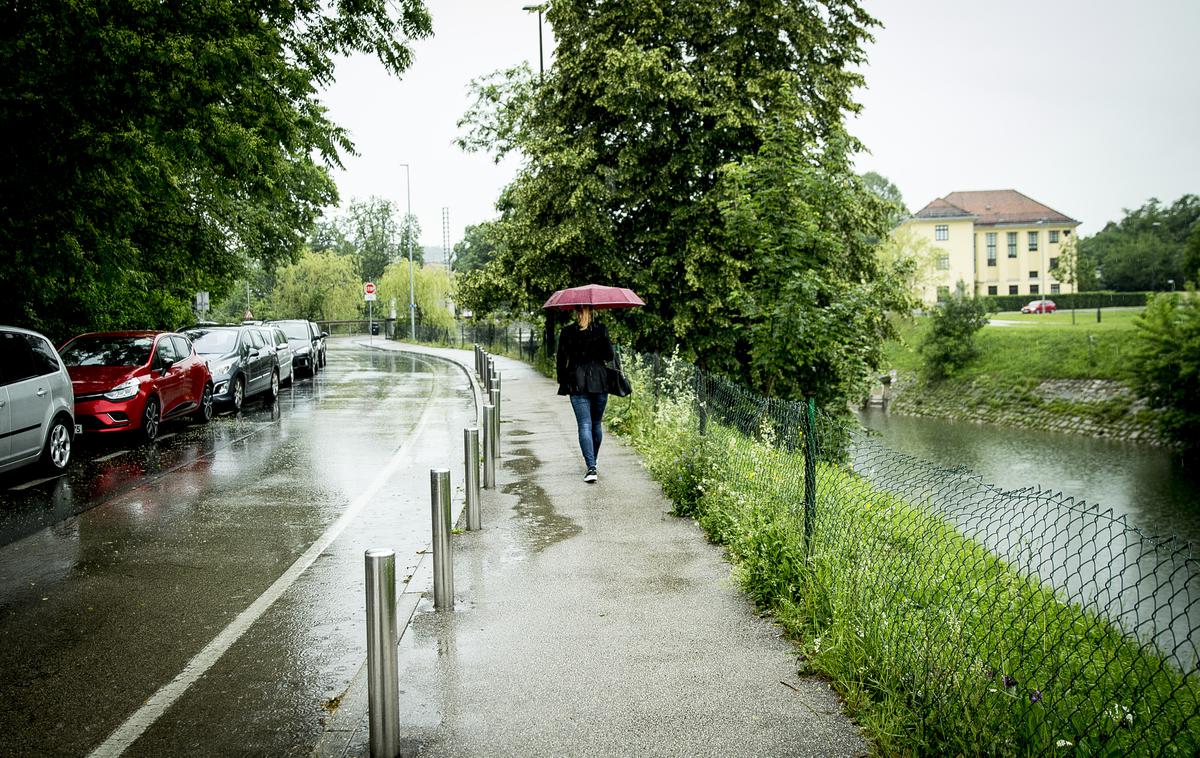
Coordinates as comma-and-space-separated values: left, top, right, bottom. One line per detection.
318, 341, 865, 758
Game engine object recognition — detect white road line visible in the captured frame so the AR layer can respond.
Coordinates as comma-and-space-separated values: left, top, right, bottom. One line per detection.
92, 450, 128, 463
87, 400, 437, 758
9, 473, 65, 491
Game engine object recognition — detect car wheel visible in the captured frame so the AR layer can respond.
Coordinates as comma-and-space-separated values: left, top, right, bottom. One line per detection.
141, 396, 161, 443
267, 370, 279, 402
41, 416, 72, 473
231, 375, 245, 412
194, 382, 214, 423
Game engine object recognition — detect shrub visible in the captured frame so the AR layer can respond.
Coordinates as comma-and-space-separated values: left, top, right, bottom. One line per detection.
920, 293, 991, 380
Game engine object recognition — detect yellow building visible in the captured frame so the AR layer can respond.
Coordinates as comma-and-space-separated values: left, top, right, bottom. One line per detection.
899, 190, 1080, 304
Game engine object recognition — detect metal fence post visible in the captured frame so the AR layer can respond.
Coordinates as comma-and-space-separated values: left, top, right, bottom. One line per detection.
803, 396, 817, 546
464, 427, 481, 530
490, 387, 501, 457
364, 548, 400, 758
431, 468, 454, 610
482, 403, 496, 489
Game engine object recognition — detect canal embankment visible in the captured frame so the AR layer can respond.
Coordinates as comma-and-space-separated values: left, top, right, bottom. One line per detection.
879, 309, 1165, 444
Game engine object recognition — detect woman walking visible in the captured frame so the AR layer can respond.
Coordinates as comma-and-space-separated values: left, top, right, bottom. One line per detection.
556, 305, 613, 483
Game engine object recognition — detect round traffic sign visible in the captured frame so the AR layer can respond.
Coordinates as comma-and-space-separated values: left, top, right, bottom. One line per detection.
364, 282, 376, 295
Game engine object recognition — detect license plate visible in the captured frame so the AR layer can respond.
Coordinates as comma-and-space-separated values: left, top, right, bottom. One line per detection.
74, 424, 82, 435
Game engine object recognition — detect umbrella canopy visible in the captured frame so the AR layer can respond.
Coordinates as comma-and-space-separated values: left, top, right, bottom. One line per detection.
542, 284, 645, 311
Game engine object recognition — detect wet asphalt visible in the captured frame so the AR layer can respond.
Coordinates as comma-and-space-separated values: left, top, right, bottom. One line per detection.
0, 340, 475, 756
318, 342, 867, 758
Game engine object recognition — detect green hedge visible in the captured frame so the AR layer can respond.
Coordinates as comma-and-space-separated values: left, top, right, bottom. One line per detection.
980, 291, 1148, 313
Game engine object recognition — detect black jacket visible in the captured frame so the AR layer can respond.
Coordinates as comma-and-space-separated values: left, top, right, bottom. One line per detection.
556, 322, 614, 395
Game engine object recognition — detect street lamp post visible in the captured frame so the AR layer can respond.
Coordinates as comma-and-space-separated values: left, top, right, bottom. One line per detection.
400, 163, 415, 341
522, 4, 545, 80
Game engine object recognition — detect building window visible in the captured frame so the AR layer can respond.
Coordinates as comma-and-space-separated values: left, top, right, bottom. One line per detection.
1028, 231, 1038, 251
1050, 283, 1060, 294
987, 285, 998, 296
935, 224, 949, 241
1063, 229, 1071, 237
1049, 230, 1060, 244
1007, 232, 1018, 258
1009, 285, 1019, 295
1049, 256, 1058, 270
936, 253, 950, 270
936, 286, 950, 302
1030, 284, 1039, 295
1029, 270, 1039, 279
986, 233, 997, 266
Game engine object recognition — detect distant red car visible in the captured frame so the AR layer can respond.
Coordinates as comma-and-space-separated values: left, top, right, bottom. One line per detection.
1021, 299, 1057, 314
59, 331, 214, 442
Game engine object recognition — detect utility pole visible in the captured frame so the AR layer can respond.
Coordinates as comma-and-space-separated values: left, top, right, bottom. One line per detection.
400, 163, 415, 341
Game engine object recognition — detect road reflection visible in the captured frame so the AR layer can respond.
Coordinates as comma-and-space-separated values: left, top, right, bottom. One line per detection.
0, 376, 316, 549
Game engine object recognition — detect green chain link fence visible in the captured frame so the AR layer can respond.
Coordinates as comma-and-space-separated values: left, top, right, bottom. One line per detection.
606, 348, 1198, 756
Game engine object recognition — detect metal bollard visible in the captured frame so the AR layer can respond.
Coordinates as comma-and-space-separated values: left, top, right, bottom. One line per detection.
495, 373, 502, 421
464, 428, 481, 530
431, 468, 454, 610
364, 548, 400, 758
487, 358, 495, 393
482, 403, 496, 489
490, 387, 501, 457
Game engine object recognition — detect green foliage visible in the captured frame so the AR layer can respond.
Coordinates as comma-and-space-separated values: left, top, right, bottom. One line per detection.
377, 260, 455, 331
0, 0, 432, 341
1129, 292, 1200, 451
267, 250, 361, 321
455, 0, 894, 410
920, 293, 991, 380
451, 222, 500, 274
1079, 195, 1200, 292
860, 171, 907, 226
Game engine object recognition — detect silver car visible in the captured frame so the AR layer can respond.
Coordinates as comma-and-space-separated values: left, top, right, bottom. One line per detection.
0, 326, 75, 475
257, 325, 294, 387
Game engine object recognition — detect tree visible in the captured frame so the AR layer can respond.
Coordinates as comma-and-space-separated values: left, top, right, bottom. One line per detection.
346, 197, 402, 282
860, 171, 908, 227
452, 222, 501, 273
1078, 195, 1199, 292
0, 0, 432, 341
456, 0, 885, 406
378, 260, 455, 331
1129, 292, 1200, 453
268, 250, 361, 321
919, 288, 991, 381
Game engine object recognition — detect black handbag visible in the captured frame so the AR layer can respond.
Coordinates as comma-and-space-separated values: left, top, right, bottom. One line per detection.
606, 349, 632, 397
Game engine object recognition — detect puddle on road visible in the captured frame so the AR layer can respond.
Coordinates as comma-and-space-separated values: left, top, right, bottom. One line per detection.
501, 446, 581, 552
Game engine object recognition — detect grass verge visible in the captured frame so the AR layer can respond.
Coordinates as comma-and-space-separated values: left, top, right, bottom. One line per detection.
607, 352, 1198, 756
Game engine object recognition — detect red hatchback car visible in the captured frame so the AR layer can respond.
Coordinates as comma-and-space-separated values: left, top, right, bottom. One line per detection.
59, 331, 214, 442
1020, 299, 1057, 314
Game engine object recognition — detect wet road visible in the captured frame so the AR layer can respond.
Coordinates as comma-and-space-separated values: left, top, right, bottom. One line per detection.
0, 339, 476, 757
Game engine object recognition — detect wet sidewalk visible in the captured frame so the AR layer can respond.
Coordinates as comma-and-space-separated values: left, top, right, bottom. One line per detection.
319, 342, 865, 757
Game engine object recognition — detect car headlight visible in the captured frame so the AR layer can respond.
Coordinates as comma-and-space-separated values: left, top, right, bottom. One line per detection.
209, 358, 238, 377
104, 377, 141, 401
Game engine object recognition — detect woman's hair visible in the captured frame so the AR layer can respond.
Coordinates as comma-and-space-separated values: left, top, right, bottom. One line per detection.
576, 305, 594, 329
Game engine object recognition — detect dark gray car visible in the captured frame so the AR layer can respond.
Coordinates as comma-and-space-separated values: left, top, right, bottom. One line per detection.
266, 319, 321, 377
181, 325, 279, 411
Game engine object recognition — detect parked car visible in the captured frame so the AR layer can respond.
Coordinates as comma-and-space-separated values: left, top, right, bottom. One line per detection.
0, 326, 74, 475
181, 324, 280, 411
1021, 299, 1057, 314
267, 319, 321, 377
59, 331, 214, 442
309, 321, 328, 368
256, 325, 294, 387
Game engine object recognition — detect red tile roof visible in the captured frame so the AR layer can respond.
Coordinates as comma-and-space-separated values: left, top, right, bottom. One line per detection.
915, 190, 1078, 226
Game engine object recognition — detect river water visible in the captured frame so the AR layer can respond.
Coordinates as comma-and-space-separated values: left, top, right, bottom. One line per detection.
857, 408, 1200, 547
855, 408, 1200, 669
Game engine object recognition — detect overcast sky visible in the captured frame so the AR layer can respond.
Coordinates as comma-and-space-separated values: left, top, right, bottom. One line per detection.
321, 0, 1200, 250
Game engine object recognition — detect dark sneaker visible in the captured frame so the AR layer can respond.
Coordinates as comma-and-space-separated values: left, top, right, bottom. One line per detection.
583, 467, 598, 483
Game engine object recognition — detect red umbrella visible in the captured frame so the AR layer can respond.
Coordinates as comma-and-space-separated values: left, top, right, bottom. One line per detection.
542, 283, 645, 311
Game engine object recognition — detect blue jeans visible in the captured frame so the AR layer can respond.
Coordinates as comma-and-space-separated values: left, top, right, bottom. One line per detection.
569, 393, 608, 469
